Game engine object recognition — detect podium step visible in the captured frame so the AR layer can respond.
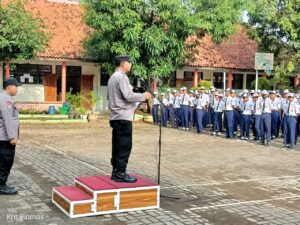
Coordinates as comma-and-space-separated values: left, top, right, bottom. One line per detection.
52, 186, 95, 218
53, 174, 160, 218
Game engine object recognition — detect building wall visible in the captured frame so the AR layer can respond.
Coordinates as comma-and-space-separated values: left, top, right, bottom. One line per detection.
13, 84, 44, 102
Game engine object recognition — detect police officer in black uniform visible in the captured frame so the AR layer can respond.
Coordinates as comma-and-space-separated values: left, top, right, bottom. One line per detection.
0, 78, 21, 195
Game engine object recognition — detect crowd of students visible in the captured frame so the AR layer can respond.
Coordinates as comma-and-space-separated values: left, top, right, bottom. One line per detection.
152, 86, 300, 150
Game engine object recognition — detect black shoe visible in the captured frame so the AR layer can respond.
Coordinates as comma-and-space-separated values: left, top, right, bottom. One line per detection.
0, 186, 18, 195
112, 170, 137, 183
265, 142, 271, 147
111, 168, 117, 180
0, 184, 15, 190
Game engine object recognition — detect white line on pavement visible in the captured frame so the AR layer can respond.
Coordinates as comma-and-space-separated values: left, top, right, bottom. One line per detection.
162, 175, 300, 189
185, 195, 300, 211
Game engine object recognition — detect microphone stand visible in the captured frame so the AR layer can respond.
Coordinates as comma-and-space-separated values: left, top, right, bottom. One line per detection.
139, 78, 181, 200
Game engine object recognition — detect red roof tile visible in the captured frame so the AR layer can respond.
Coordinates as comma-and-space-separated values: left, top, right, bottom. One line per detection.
186, 27, 258, 70
1, 0, 87, 60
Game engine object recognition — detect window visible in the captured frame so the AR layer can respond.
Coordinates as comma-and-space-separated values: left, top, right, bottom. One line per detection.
213, 72, 224, 89
56, 65, 81, 94
3, 63, 52, 84
246, 74, 256, 89
232, 74, 243, 89
100, 69, 110, 86
183, 71, 203, 81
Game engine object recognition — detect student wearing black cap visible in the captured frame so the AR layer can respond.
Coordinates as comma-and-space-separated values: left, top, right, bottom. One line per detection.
108, 55, 151, 183
0, 78, 21, 195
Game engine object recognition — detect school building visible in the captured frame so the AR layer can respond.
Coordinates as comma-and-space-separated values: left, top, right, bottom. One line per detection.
1, 0, 299, 112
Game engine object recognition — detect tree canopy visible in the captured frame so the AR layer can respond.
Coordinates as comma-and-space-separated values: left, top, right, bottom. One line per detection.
0, 0, 48, 63
82, 0, 245, 81
246, 0, 300, 89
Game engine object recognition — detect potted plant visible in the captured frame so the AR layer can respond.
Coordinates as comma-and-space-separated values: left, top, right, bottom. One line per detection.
66, 92, 83, 119
77, 107, 88, 120
86, 91, 101, 122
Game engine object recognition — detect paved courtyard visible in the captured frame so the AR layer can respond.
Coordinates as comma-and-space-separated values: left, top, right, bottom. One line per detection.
0, 117, 300, 225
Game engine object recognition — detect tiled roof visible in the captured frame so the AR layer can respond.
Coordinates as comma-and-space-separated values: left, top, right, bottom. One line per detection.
2, 0, 257, 69
186, 28, 258, 70
1, 0, 87, 60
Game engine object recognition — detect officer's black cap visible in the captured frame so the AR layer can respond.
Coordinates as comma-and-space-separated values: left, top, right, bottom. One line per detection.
114, 55, 132, 64
3, 78, 22, 88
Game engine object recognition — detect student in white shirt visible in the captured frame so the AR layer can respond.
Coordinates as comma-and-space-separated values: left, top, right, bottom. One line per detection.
240, 94, 253, 141
259, 90, 272, 146
212, 93, 225, 136
283, 93, 300, 150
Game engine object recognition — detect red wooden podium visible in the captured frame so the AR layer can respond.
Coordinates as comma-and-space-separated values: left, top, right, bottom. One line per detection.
52, 174, 160, 218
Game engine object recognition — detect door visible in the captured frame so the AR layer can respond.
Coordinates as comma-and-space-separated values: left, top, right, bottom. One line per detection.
44, 74, 57, 102
80, 75, 94, 109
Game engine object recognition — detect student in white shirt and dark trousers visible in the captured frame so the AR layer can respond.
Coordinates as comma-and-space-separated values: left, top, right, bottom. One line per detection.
152, 92, 159, 125
283, 93, 300, 150
259, 90, 272, 146
213, 93, 225, 136
240, 94, 253, 141
224, 88, 236, 139
252, 93, 262, 140
180, 87, 190, 130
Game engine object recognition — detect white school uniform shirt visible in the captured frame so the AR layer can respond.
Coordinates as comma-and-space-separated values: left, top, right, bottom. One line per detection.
209, 94, 217, 107
167, 94, 174, 105
162, 97, 169, 107
283, 101, 300, 116
153, 97, 160, 105
252, 100, 262, 115
195, 97, 207, 109
199, 93, 209, 106
260, 97, 272, 113
241, 101, 253, 115
213, 100, 225, 112
270, 98, 281, 111
180, 93, 190, 106
174, 96, 181, 109
224, 96, 235, 111
189, 96, 195, 107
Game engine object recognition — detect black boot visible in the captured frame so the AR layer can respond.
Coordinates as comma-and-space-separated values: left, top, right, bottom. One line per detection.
111, 167, 117, 180
0, 185, 18, 195
112, 167, 137, 183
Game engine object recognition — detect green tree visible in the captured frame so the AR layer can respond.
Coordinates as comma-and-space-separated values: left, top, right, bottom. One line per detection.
0, 0, 48, 65
245, 0, 300, 90
82, 0, 245, 83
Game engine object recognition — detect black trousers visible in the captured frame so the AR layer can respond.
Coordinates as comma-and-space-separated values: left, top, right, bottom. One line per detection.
110, 120, 132, 169
0, 141, 16, 186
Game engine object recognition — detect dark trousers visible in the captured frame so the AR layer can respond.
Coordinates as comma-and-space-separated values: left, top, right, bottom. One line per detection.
161, 107, 168, 127
195, 109, 204, 133
152, 105, 159, 124
254, 115, 261, 138
189, 107, 195, 127
260, 113, 271, 143
284, 116, 297, 146
271, 111, 280, 137
213, 112, 222, 132
181, 105, 189, 128
0, 141, 16, 186
241, 115, 252, 138
225, 111, 234, 138
110, 120, 132, 169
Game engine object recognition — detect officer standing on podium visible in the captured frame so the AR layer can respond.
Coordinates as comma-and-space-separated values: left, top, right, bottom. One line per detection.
108, 55, 151, 183
0, 78, 21, 195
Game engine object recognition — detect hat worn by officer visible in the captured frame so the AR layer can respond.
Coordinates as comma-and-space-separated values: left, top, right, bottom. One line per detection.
3, 78, 22, 88
114, 55, 132, 65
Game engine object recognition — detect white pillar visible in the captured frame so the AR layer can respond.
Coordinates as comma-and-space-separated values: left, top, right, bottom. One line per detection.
255, 70, 258, 91
223, 71, 226, 92
243, 73, 247, 89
